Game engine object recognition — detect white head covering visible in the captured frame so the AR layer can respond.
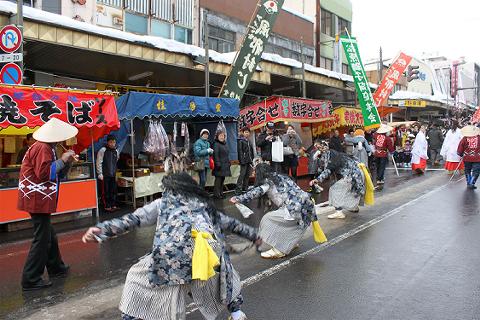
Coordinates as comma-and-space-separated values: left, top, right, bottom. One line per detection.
377, 124, 394, 134
200, 129, 210, 137
33, 118, 78, 143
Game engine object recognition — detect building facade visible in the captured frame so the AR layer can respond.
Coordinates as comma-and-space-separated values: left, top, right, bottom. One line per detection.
283, 0, 352, 73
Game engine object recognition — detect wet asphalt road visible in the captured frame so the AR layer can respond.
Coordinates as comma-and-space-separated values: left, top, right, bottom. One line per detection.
1, 169, 478, 319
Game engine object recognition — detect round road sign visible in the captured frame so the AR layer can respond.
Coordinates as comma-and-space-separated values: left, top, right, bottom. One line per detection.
0, 63, 22, 84
0, 25, 22, 53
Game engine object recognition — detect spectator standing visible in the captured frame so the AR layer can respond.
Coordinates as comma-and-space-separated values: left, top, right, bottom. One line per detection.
212, 131, 231, 199
344, 129, 372, 166
329, 129, 344, 153
457, 125, 480, 189
257, 122, 282, 173
193, 129, 214, 188
97, 135, 120, 212
236, 127, 254, 195
282, 125, 303, 181
16, 133, 36, 164
427, 122, 444, 166
344, 128, 355, 155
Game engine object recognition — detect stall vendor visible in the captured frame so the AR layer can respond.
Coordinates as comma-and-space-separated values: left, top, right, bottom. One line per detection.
19, 118, 78, 291
16, 133, 36, 164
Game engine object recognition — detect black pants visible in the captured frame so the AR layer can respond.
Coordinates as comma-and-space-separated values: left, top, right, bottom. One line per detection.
22, 214, 66, 286
214, 176, 226, 198
283, 155, 299, 181
236, 164, 252, 193
101, 176, 117, 208
375, 157, 388, 181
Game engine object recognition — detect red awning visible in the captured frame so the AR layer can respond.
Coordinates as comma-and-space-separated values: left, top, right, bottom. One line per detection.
239, 96, 332, 130
0, 84, 119, 152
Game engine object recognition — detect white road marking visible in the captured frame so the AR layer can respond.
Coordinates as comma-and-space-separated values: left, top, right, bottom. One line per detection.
186, 178, 462, 315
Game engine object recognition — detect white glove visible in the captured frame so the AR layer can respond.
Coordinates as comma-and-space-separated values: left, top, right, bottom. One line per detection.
357, 141, 363, 151
207, 148, 214, 154
98, 174, 104, 180
313, 150, 321, 159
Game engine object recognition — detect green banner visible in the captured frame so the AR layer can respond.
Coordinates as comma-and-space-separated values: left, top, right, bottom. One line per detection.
220, 0, 285, 101
340, 35, 381, 130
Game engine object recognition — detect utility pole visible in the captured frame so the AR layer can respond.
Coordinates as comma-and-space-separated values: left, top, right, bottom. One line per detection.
378, 46, 383, 85
315, 0, 321, 67
203, 10, 209, 97
17, 0, 23, 84
301, 37, 306, 98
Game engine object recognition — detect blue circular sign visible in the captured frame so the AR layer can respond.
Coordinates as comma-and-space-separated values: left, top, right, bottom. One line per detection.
0, 63, 22, 84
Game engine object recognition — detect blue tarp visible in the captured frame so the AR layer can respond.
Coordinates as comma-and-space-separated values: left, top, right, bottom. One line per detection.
116, 92, 239, 120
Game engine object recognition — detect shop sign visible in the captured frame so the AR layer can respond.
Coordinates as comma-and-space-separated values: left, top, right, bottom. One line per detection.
373, 52, 412, 107
0, 85, 118, 128
96, 83, 169, 95
311, 107, 364, 136
239, 97, 331, 130
341, 35, 381, 130
399, 100, 426, 108
220, 0, 285, 101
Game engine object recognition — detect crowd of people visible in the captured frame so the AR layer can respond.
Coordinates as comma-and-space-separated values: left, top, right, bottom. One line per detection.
18, 116, 479, 320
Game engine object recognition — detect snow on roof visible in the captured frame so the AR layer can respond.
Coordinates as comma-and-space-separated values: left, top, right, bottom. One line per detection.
0, 1, 375, 88
282, 6, 315, 23
389, 90, 449, 104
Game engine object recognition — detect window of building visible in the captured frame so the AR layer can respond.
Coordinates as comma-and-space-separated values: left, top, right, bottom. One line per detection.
321, 57, 333, 70
175, 25, 193, 44
208, 25, 236, 53
342, 63, 350, 75
152, 19, 171, 39
338, 17, 351, 36
97, 0, 122, 7
321, 9, 333, 37
42, 0, 61, 14
125, 12, 148, 35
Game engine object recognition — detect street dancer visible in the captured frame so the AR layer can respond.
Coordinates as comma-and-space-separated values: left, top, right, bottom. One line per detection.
309, 141, 374, 219
411, 125, 429, 174
231, 163, 327, 259
82, 172, 260, 320
440, 120, 464, 175
457, 125, 480, 189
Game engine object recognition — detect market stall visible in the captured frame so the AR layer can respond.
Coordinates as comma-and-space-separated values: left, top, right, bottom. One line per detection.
111, 92, 240, 207
0, 85, 119, 226
311, 106, 364, 137
239, 96, 333, 176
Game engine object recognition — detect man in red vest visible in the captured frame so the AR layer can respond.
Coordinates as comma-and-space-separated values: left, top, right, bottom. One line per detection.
19, 118, 78, 291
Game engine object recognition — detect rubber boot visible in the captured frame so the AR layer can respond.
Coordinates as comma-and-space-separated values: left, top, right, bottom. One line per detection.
466, 174, 473, 188
471, 174, 479, 189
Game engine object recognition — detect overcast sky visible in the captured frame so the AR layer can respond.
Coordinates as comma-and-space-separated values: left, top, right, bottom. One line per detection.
350, 0, 480, 63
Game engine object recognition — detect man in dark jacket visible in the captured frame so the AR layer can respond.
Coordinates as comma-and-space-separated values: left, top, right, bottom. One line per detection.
236, 127, 254, 195
213, 131, 231, 199
97, 135, 119, 212
427, 123, 444, 166
257, 122, 282, 172
329, 129, 344, 153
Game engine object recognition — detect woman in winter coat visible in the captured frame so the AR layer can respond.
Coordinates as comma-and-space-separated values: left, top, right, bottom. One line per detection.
213, 131, 231, 199
231, 163, 327, 259
344, 129, 372, 167
82, 172, 259, 320
193, 129, 214, 188
282, 125, 303, 181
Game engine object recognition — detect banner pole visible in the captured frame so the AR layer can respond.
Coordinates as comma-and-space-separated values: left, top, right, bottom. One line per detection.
130, 119, 136, 209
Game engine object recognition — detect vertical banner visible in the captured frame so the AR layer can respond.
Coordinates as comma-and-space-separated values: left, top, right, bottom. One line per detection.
341, 35, 381, 130
219, 0, 285, 101
373, 52, 412, 107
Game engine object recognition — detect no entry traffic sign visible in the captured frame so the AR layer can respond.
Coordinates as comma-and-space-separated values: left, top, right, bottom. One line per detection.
0, 25, 22, 53
0, 63, 22, 84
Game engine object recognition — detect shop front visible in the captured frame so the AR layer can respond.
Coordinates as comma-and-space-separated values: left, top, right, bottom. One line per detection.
110, 92, 239, 208
311, 106, 364, 138
0, 85, 119, 227
239, 96, 333, 176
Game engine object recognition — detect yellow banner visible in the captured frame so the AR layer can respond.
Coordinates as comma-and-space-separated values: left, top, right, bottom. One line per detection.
401, 100, 427, 108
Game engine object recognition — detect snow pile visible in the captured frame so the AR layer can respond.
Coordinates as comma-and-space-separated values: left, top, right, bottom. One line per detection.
389, 90, 449, 103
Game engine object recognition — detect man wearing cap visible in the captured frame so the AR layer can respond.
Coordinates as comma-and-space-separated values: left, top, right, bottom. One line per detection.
457, 125, 480, 189
373, 124, 395, 185
18, 118, 78, 290
257, 122, 282, 172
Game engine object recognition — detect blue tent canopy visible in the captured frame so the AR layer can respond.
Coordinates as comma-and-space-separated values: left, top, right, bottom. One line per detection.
116, 92, 239, 120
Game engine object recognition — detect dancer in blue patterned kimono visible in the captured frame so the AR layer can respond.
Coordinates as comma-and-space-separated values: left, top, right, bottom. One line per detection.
231, 163, 318, 259
82, 172, 260, 320
310, 141, 367, 220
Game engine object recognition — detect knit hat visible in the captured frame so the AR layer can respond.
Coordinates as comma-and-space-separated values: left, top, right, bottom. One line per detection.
200, 129, 210, 137
354, 129, 365, 137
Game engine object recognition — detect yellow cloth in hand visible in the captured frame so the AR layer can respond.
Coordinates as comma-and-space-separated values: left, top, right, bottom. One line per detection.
358, 163, 374, 205
312, 220, 328, 243
191, 229, 220, 281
